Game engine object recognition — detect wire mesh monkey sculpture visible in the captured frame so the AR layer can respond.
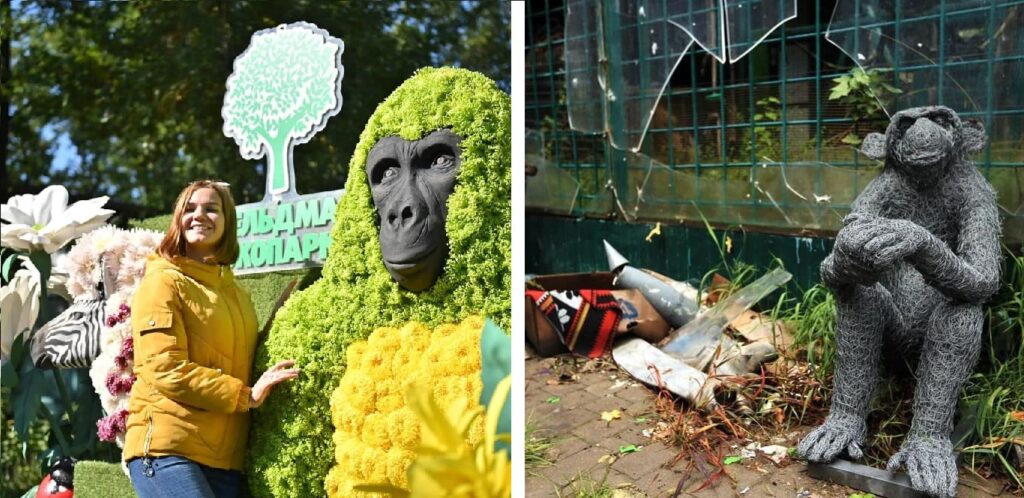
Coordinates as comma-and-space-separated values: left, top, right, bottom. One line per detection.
798, 106, 1001, 497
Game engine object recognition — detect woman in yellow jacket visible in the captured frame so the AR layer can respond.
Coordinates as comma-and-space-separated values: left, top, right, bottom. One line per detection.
124, 180, 299, 498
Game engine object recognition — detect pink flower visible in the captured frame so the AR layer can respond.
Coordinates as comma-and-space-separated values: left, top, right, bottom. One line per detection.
97, 409, 129, 442
105, 372, 136, 395
114, 338, 134, 369
120, 337, 133, 357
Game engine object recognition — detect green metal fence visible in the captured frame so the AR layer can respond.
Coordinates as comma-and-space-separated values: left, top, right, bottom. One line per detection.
526, 0, 1024, 243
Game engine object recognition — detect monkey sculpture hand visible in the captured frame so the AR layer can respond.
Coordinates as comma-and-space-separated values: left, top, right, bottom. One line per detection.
798, 106, 1001, 498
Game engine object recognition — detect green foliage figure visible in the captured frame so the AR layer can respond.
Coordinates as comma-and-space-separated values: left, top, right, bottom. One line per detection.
222, 22, 344, 198
247, 67, 511, 498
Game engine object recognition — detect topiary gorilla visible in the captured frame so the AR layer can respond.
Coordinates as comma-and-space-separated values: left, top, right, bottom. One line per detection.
798, 106, 1001, 497
246, 67, 510, 498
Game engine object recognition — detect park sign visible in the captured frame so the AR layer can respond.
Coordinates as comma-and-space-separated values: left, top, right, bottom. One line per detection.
222, 22, 345, 275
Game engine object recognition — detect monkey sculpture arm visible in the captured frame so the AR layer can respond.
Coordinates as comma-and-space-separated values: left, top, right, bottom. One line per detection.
908, 193, 1001, 303
820, 175, 899, 288
835, 209, 999, 303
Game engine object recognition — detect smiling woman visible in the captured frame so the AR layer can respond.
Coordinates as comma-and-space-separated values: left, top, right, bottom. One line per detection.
124, 180, 300, 498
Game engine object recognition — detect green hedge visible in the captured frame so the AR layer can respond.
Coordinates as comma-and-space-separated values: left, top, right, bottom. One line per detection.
246, 67, 511, 498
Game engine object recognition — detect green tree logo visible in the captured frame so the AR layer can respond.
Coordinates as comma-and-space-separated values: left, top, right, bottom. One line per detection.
222, 22, 344, 199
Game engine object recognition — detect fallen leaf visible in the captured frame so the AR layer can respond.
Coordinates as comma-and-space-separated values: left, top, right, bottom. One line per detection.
645, 222, 662, 242
619, 444, 640, 454
723, 455, 743, 465
633, 416, 647, 423
598, 454, 617, 464
1010, 411, 1024, 422
546, 396, 560, 404
601, 409, 622, 422
545, 379, 560, 386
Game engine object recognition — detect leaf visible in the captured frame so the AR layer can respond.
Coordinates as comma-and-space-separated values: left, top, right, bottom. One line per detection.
601, 409, 622, 422
1010, 411, 1024, 422
618, 444, 640, 454
852, 68, 871, 85
848, 494, 876, 498
829, 78, 850, 100
1, 251, 21, 283
12, 367, 44, 440
645, 222, 662, 242
881, 83, 903, 94
723, 455, 743, 465
633, 416, 647, 423
841, 133, 862, 145
545, 396, 560, 404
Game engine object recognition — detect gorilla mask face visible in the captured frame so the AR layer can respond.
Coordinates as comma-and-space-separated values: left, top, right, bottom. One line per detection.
366, 129, 462, 292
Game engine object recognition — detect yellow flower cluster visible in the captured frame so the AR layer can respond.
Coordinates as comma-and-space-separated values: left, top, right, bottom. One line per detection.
326, 316, 485, 497
356, 376, 511, 498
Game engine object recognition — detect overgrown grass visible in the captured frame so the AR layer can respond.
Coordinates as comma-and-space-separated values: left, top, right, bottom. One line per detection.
960, 249, 1023, 488
778, 284, 837, 381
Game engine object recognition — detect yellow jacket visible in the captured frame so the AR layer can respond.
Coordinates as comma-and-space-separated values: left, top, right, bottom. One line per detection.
124, 254, 258, 471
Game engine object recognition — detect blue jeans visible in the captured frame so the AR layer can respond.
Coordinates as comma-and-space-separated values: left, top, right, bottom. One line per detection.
127, 456, 243, 498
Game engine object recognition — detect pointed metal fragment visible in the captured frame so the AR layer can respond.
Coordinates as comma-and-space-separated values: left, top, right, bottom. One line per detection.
603, 239, 629, 272
604, 240, 698, 328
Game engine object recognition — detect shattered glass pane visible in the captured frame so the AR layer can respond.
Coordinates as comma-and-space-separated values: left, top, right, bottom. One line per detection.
606, 0, 695, 150
665, 0, 726, 63
622, 148, 882, 232
826, 0, 1023, 115
565, 0, 606, 134
724, 0, 797, 62
525, 129, 581, 215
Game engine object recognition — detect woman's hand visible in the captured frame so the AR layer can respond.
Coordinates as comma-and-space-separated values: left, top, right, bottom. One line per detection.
249, 360, 300, 409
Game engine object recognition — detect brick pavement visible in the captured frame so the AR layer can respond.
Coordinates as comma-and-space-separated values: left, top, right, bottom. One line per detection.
525, 349, 858, 498
524, 349, 1009, 498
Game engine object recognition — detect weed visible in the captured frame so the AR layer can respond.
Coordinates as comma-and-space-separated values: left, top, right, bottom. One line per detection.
783, 284, 838, 381
554, 468, 616, 498
526, 415, 559, 470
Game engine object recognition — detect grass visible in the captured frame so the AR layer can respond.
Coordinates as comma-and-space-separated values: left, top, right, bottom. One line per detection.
959, 249, 1023, 488
525, 415, 558, 470
778, 284, 837, 381
554, 469, 616, 498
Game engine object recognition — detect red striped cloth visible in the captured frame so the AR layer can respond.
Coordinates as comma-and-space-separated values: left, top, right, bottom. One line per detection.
526, 289, 622, 358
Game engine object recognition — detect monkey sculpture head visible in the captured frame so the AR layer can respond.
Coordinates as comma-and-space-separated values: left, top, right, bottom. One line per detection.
860, 106, 986, 185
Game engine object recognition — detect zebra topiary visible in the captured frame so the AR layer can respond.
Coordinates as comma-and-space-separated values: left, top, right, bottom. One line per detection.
45, 225, 162, 446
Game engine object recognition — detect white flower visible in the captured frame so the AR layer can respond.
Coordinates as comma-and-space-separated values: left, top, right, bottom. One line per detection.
1, 185, 115, 253
1, 262, 41, 364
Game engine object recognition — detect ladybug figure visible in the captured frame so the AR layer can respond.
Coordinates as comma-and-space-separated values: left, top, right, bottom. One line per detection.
36, 457, 75, 498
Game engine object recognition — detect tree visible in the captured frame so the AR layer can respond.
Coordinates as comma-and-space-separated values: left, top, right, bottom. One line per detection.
3, 1, 510, 218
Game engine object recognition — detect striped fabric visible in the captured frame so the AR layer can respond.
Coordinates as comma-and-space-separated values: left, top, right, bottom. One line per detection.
526, 289, 621, 358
